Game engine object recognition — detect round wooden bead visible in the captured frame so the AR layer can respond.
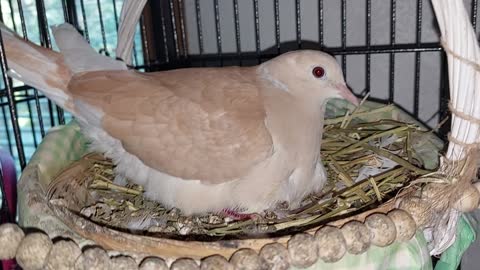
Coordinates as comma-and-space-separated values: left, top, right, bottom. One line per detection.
45, 240, 82, 270
453, 184, 480, 212
398, 196, 432, 228
259, 243, 290, 270
110, 255, 138, 270
314, 226, 347, 263
421, 183, 444, 200
74, 247, 111, 270
229, 248, 267, 270
421, 183, 448, 211
341, 221, 371, 255
364, 213, 397, 247
287, 233, 318, 268
387, 209, 417, 241
0, 223, 24, 260
201, 255, 233, 270
16, 232, 53, 270
139, 257, 168, 270
170, 258, 199, 270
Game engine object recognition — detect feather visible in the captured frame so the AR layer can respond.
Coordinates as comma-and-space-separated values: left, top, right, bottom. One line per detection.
51, 24, 127, 73
0, 22, 71, 110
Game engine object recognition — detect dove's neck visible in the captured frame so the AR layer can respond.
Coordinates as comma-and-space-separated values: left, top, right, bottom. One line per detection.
261, 85, 326, 155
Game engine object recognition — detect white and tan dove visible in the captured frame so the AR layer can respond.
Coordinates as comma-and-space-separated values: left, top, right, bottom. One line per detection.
0, 23, 358, 215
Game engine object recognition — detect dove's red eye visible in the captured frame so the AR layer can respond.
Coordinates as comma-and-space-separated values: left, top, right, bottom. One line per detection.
312, 66, 326, 78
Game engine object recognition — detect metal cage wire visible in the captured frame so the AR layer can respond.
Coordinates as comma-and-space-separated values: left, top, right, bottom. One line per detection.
0, 0, 478, 172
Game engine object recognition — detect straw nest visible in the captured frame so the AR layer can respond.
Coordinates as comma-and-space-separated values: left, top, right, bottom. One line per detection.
47, 104, 436, 238
7, 103, 478, 268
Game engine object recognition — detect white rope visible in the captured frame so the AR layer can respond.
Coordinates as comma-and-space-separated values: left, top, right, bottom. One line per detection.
429, 0, 480, 255
115, 0, 148, 66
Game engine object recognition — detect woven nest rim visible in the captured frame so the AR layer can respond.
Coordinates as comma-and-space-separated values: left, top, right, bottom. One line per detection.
46, 155, 417, 259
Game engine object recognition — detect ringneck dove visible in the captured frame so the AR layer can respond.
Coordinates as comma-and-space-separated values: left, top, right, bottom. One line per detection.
1, 23, 358, 215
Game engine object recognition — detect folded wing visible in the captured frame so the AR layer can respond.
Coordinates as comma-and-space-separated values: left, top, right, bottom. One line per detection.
68, 67, 274, 184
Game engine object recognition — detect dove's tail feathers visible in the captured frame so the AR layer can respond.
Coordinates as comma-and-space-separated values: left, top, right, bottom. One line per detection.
0, 22, 73, 110
51, 23, 127, 73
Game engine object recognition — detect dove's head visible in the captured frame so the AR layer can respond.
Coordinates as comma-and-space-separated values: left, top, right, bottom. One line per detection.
259, 50, 358, 106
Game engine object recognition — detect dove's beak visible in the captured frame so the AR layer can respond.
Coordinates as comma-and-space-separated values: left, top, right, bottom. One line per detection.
336, 83, 359, 106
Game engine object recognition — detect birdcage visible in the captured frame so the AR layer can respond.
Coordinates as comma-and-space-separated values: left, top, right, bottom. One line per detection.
0, 0, 479, 269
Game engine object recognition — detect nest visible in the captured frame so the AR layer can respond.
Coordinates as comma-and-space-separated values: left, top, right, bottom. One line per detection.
46, 103, 441, 240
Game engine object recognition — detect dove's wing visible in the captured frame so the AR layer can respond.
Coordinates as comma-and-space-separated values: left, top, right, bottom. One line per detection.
68, 67, 274, 184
